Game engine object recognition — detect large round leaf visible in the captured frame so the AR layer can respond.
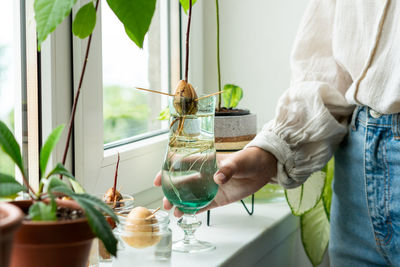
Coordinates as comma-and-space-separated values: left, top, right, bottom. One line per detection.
285, 171, 326, 216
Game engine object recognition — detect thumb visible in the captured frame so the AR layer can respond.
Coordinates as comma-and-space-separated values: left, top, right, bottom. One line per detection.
214, 160, 237, 185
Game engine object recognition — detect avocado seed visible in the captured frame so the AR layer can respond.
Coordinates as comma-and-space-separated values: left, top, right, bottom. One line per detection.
173, 80, 198, 115
122, 207, 161, 248
103, 187, 123, 206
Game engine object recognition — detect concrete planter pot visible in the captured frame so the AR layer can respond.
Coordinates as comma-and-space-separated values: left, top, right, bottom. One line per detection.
215, 111, 257, 150
0, 202, 24, 267
9, 200, 95, 267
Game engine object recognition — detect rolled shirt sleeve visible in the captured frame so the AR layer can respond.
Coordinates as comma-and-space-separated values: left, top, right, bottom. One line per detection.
247, 0, 354, 188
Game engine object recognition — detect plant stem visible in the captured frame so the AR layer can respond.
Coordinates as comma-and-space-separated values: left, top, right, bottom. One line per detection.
61, 0, 100, 171
112, 153, 120, 201
215, 0, 222, 110
22, 174, 37, 199
184, 0, 193, 82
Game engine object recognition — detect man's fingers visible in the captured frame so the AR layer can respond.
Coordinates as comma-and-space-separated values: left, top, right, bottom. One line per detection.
154, 171, 162, 186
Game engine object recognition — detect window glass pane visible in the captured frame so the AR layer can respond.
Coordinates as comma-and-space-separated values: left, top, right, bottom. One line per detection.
0, 1, 17, 176
102, 1, 169, 145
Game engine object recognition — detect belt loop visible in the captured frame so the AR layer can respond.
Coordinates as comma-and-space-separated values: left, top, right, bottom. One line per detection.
392, 112, 400, 140
350, 106, 361, 131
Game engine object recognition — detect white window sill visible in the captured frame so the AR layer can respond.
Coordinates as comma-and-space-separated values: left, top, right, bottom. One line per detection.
101, 201, 320, 267
103, 133, 169, 165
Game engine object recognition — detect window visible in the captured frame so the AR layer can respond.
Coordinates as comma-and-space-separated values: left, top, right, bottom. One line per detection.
102, 0, 170, 147
0, 0, 29, 186
0, 1, 17, 176
0, 0, 43, 190
72, 0, 181, 201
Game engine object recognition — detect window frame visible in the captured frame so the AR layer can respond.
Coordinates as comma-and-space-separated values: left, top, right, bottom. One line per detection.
72, 0, 181, 204
39, 6, 74, 179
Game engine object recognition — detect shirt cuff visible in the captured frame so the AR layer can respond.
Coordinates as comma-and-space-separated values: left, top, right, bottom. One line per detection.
245, 130, 300, 189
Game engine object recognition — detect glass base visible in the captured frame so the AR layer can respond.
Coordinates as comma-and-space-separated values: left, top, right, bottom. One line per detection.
172, 239, 215, 253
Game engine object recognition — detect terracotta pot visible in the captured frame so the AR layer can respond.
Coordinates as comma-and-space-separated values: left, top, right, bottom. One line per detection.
9, 200, 95, 267
0, 202, 24, 267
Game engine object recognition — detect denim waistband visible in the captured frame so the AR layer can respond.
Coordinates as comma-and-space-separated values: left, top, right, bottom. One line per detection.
351, 106, 400, 139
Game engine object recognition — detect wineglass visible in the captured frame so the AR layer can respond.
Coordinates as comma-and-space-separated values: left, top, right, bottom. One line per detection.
161, 96, 218, 253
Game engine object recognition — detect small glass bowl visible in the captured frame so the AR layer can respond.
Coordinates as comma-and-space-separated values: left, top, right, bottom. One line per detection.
101, 193, 135, 212
114, 209, 172, 263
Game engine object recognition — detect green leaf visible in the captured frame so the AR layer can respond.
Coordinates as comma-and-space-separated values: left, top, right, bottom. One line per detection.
179, 0, 197, 14
285, 171, 326, 216
29, 200, 58, 221
49, 185, 74, 196
301, 200, 330, 266
73, 195, 118, 256
0, 173, 26, 197
46, 176, 70, 193
34, 0, 77, 50
322, 158, 334, 220
222, 84, 243, 108
106, 0, 156, 48
0, 121, 24, 176
74, 194, 118, 222
157, 107, 170, 121
46, 163, 75, 180
40, 125, 65, 176
72, 2, 97, 39
69, 178, 86, 193
124, 27, 140, 48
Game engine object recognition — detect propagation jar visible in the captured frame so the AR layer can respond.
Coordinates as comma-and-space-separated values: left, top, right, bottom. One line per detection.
114, 209, 172, 265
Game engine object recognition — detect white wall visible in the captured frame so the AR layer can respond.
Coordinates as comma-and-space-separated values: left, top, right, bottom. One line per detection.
199, 0, 310, 128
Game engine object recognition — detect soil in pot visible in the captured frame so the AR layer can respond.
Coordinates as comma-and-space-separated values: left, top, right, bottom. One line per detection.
0, 202, 24, 267
9, 200, 95, 267
215, 108, 250, 116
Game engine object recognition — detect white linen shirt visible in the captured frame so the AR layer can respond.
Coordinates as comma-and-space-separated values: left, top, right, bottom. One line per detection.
246, 0, 400, 188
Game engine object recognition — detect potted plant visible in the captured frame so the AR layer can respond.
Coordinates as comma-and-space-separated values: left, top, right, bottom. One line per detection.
0, 202, 23, 267
213, 0, 257, 151
0, 122, 118, 267
214, 85, 257, 150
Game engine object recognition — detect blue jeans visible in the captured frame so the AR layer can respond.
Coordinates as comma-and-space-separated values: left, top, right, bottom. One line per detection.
329, 106, 400, 266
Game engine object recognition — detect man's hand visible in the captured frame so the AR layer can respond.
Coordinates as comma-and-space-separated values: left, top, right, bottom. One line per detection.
153, 147, 278, 217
